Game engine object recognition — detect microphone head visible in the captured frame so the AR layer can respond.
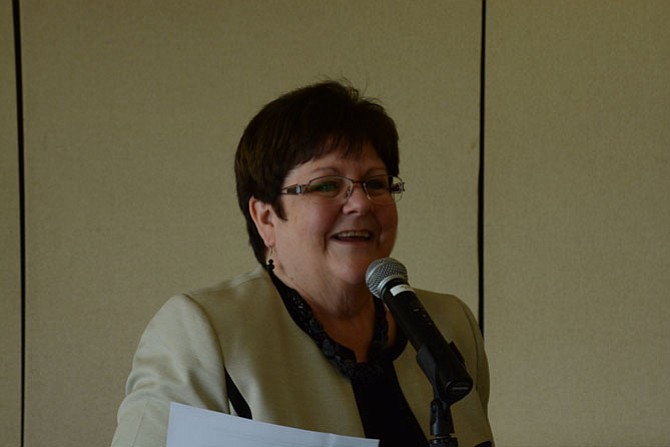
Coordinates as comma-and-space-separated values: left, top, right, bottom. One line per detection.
365, 257, 408, 298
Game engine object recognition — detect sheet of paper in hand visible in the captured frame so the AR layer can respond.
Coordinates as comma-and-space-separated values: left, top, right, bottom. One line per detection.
166, 402, 379, 447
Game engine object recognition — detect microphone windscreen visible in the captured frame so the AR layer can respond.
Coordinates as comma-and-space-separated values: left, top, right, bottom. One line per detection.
365, 257, 408, 298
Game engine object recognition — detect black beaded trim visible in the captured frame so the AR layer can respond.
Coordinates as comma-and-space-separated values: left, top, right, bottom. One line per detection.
268, 270, 402, 382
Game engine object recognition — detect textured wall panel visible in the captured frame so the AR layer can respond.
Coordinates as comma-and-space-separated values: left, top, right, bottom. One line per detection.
485, 1, 670, 445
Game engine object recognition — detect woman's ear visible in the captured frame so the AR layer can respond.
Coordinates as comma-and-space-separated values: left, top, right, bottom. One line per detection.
249, 197, 276, 248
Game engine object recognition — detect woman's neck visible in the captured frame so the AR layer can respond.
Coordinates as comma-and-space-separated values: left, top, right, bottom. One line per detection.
271, 267, 397, 362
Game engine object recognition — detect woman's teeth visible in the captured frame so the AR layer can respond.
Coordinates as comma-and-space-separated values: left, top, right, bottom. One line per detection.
335, 230, 371, 240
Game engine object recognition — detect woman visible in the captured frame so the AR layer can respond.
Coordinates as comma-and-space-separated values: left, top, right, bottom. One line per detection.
111, 81, 494, 447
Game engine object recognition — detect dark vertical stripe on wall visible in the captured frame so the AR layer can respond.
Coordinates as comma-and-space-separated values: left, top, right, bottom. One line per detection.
12, 0, 26, 446
478, 0, 487, 338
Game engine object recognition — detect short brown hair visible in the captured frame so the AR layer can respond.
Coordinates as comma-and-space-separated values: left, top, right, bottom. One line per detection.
234, 80, 400, 265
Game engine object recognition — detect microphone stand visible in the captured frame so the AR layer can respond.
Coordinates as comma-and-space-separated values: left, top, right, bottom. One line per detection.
414, 343, 472, 447
428, 396, 458, 447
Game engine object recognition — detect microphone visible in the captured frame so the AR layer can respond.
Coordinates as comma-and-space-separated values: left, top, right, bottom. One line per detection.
366, 257, 473, 403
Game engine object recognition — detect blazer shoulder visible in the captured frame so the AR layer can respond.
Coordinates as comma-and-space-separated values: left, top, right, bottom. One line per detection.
415, 288, 477, 325
183, 267, 277, 309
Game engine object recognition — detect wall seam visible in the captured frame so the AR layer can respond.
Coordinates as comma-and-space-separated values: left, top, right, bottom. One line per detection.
12, 1, 26, 446
477, 0, 487, 338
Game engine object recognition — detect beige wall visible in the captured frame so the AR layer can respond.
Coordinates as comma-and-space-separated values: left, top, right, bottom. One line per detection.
2, 1, 668, 446
485, 2, 670, 446
17, 1, 482, 446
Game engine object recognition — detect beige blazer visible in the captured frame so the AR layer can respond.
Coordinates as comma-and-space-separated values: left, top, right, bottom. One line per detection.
111, 268, 494, 447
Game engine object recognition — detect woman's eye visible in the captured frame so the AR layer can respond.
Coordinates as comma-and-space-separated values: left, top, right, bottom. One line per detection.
365, 178, 388, 191
310, 180, 342, 193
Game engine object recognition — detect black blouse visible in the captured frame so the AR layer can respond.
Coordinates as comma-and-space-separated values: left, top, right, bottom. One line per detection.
269, 270, 428, 447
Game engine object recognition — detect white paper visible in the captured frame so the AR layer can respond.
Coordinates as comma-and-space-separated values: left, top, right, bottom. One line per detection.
166, 402, 379, 447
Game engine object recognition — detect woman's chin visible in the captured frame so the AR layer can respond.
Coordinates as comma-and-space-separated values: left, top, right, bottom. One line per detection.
332, 259, 376, 287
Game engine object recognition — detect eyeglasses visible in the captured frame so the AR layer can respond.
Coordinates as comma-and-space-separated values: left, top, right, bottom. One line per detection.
280, 175, 405, 206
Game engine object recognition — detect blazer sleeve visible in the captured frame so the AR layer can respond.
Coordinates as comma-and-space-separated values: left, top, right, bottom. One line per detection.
111, 294, 230, 447
443, 296, 494, 446
458, 298, 491, 416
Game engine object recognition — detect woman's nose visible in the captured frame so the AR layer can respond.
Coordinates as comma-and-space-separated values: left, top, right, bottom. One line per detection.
342, 183, 373, 212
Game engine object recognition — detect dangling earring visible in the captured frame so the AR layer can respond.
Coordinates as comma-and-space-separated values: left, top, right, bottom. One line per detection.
266, 246, 275, 272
